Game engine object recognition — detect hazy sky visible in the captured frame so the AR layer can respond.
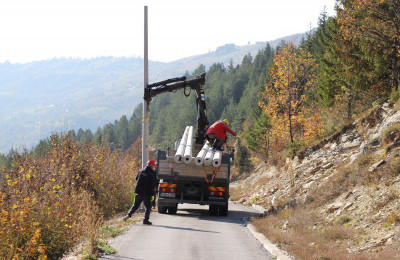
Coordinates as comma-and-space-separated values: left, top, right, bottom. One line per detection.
0, 0, 336, 63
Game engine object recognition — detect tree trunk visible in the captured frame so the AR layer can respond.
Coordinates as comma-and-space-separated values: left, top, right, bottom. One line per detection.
347, 89, 353, 121
288, 101, 294, 143
392, 53, 399, 88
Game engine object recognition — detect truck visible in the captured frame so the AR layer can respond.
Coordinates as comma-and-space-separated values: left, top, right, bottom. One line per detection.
144, 73, 233, 216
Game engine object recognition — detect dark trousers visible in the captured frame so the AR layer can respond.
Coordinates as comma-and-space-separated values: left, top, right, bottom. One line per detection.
206, 133, 224, 151
127, 194, 152, 221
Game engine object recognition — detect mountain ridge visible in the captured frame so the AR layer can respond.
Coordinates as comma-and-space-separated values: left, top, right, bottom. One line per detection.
0, 32, 305, 153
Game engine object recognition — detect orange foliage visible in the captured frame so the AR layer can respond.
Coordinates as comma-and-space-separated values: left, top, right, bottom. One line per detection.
337, 0, 400, 86
0, 134, 141, 259
337, 0, 399, 54
259, 43, 323, 146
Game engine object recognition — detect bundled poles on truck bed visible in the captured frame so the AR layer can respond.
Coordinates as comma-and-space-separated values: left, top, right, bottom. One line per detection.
195, 142, 210, 166
174, 126, 222, 167
174, 126, 190, 163
184, 126, 194, 164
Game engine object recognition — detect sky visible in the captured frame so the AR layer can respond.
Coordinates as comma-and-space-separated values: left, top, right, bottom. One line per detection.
0, 0, 337, 64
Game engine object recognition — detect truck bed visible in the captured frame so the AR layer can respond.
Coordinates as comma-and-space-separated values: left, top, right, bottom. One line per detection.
157, 151, 230, 181
156, 150, 232, 215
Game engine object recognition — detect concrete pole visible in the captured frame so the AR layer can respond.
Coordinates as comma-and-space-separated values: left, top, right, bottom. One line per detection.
142, 6, 149, 168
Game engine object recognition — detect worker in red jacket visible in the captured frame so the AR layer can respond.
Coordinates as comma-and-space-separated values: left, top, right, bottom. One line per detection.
205, 119, 236, 151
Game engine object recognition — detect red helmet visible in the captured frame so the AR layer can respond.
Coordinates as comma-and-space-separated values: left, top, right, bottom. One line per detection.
147, 160, 156, 167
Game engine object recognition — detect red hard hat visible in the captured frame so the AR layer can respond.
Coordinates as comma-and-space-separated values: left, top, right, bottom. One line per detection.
147, 160, 156, 167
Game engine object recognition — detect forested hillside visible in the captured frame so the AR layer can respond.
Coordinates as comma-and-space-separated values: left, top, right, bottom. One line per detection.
26, 43, 275, 154
149, 45, 274, 149
54, 44, 274, 153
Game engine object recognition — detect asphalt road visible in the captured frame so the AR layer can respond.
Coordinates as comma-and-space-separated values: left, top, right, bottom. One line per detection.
102, 202, 273, 260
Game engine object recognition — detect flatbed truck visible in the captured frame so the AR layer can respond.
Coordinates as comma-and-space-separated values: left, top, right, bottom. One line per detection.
144, 73, 233, 216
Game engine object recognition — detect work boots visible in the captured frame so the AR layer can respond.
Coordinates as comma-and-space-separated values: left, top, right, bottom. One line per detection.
123, 214, 131, 222
143, 219, 152, 225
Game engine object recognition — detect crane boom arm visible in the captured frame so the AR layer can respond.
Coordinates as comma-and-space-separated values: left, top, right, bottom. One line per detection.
144, 73, 209, 144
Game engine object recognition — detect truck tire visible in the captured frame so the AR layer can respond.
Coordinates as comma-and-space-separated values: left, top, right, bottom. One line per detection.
218, 204, 228, 216
209, 205, 218, 216
167, 204, 178, 214
158, 206, 167, 214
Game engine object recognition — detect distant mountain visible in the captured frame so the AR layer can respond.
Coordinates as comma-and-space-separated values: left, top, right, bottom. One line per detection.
0, 32, 305, 153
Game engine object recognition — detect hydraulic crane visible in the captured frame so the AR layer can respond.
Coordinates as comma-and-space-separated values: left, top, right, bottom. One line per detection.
144, 73, 209, 145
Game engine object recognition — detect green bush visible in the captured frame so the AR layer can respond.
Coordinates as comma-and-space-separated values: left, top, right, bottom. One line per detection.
390, 85, 400, 103
285, 139, 306, 158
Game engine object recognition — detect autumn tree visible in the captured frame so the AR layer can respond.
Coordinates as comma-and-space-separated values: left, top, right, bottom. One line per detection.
303, 7, 382, 122
259, 43, 323, 148
337, 0, 400, 90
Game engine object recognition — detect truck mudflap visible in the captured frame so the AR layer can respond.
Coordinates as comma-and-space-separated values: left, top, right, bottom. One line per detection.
157, 197, 228, 216
158, 197, 227, 206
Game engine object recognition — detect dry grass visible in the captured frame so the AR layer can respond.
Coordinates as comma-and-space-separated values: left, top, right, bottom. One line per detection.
229, 185, 248, 201
252, 206, 400, 260
306, 150, 398, 209
372, 190, 399, 211
307, 166, 359, 207
383, 212, 400, 228
381, 123, 400, 145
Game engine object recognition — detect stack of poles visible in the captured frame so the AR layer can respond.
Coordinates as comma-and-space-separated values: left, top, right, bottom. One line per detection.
183, 126, 193, 164
174, 126, 190, 163
203, 147, 222, 167
195, 142, 209, 166
174, 126, 222, 167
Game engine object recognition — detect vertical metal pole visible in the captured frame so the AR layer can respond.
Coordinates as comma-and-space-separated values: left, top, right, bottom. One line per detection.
142, 6, 149, 168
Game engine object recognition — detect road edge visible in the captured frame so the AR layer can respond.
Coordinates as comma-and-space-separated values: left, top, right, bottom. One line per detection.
244, 204, 293, 260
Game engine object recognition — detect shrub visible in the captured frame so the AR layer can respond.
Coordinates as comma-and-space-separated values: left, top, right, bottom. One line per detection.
234, 139, 251, 173
393, 157, 400, 176
334, 216, 351, 225
381, 123, 400, 145
389, 85, 400, 103
284, 139, 306, 158
0, 134, 140, 259
383, 212, 400, 227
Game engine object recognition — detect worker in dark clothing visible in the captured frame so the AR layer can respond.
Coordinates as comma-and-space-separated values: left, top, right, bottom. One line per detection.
151, 163, 158, 209
205, 119, 236, 151
123, 160, 159, 225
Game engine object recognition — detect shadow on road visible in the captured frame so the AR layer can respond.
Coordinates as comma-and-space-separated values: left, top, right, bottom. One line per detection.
151, 224, 219, 233
163, 206, 261, 225
101, 255, 141, 260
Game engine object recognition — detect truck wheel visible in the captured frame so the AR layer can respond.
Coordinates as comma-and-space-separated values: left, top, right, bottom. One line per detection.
209, 205, 218, 216
158, 206, 167, 214
168, 205, 178, 214
218, 204, 228, 216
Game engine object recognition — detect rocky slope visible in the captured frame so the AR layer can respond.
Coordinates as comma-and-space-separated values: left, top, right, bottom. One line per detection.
233, 102, 400, 255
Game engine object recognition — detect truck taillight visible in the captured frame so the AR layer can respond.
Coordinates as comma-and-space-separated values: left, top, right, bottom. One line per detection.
159, 183, 177, 192
209, 191, 224, 196
161, 187, 176, 193
208, 186, 226, 197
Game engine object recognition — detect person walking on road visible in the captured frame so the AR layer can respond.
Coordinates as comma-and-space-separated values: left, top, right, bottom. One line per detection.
205, 119, 236, 151
123, 160, 159, 225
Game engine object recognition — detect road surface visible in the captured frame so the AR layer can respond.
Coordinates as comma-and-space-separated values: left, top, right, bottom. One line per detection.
102, 202, 273, 260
